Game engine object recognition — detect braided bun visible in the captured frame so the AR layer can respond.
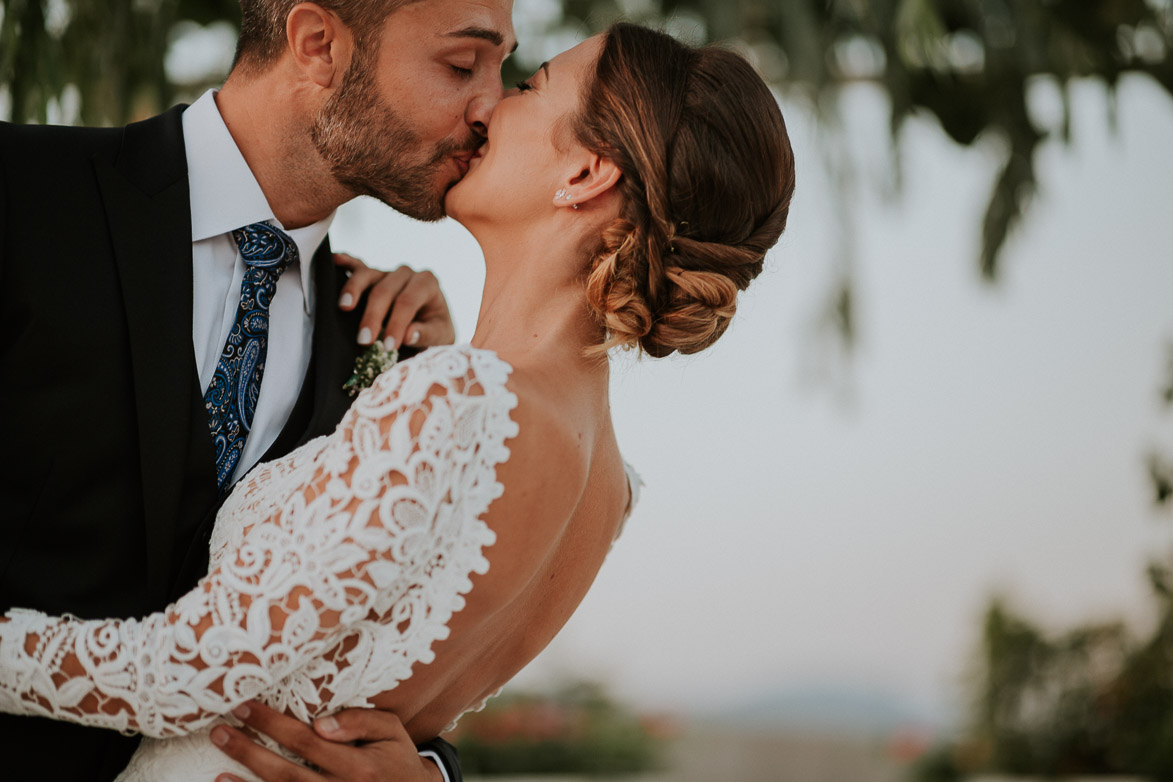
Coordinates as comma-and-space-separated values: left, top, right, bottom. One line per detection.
575, 24, 796, 357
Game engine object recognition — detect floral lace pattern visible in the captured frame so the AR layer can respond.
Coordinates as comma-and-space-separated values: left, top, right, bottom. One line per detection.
0, 346, 517, 739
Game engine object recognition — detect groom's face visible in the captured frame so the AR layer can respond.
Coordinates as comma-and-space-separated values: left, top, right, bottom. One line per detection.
312, 0, 516, 221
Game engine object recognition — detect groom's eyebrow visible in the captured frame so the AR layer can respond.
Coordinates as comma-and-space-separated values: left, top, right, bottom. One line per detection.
444, 26, 519, 53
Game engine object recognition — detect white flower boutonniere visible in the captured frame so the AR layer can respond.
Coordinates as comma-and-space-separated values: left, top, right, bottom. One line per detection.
343, 340, 399, 397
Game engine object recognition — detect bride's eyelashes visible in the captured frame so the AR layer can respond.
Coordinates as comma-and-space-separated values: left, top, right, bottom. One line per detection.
515, 80, 534, 92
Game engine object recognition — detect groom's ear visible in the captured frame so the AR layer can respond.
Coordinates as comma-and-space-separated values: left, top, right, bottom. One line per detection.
286, 2, 354, 88
556, 154, 623, 210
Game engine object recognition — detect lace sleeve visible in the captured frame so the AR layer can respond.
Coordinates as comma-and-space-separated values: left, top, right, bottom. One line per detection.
0, 346, 516, 738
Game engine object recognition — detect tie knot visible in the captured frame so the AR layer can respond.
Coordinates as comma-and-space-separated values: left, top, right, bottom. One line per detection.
232, 222, 298, 273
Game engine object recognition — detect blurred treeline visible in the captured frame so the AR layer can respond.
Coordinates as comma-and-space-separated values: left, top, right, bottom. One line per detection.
449, 680, 667, 775
2, 0, 1171, 280
914, 357, 1173, 782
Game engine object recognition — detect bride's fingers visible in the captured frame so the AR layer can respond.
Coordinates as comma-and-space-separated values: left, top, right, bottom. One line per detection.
333, 253, 384, 315
356, 266, 415, 347
380, 270, 452, 350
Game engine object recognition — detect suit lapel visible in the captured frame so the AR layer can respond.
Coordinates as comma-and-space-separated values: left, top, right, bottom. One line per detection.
305, 236, 364, 441
93, 105, 204, 602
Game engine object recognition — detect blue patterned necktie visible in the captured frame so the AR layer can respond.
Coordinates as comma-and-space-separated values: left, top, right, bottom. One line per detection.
204, 222, 298, 493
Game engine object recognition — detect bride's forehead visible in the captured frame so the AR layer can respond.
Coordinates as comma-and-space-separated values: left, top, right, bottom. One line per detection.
548, 35, 604, 74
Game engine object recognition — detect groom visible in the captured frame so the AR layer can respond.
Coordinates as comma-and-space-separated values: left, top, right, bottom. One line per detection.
0, 0, 516, 779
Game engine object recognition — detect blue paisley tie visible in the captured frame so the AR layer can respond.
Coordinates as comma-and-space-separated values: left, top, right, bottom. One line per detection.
204, 222, 298, 493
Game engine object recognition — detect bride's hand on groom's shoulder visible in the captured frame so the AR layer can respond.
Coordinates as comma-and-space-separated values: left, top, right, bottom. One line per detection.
334, 253, 457, 353
210, 701, 445, 782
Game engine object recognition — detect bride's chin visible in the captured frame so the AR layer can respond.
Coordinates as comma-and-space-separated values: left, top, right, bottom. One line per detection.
444, 183, 468, 220
444, 200, 480, 237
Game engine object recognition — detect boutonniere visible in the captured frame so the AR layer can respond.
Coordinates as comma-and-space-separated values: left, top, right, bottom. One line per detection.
343, 339, 399, 397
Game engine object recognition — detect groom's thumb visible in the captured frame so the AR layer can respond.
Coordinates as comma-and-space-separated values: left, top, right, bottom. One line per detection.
314, 707, 412, 744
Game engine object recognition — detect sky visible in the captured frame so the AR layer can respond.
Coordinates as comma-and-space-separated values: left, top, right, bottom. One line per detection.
328, 71, 1173, 728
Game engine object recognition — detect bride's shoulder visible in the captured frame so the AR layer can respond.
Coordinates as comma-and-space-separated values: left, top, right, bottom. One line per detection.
355, 344, 517, 409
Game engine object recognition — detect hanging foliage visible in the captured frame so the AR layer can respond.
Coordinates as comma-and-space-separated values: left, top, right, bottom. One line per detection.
2, 0, 1170, 277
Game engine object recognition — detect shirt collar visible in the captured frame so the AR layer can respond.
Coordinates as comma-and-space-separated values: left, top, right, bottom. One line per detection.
183, 89, 334, 314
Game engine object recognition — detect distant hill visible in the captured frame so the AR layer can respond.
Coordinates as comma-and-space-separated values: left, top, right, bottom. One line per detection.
708, 686, 948, 737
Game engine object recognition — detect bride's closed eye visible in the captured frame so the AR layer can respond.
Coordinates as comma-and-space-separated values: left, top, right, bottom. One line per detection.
515, 80, 534, 93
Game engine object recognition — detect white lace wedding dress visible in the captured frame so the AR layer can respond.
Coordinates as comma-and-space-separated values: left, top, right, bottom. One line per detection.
0, 345, 637, 781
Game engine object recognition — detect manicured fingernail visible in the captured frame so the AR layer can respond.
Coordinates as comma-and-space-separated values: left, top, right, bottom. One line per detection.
211, 727, 230, 746
339, 292, 354, 308
232, 704, 250, 719
409, 330, 421, 346
317, 716, 340, 734
358, 327, 373, 345
383, 336, 396, 351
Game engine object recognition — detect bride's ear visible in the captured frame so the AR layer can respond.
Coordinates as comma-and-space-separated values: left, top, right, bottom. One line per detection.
553, 154, 622, 210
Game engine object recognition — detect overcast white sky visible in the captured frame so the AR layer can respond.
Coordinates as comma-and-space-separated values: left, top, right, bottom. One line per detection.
328, 71, 1173, 726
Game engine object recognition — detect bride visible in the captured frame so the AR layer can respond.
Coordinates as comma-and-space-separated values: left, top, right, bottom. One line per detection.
0, 22, 794, 781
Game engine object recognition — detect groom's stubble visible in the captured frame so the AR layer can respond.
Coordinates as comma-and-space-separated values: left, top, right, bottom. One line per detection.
311, 44, 481, 222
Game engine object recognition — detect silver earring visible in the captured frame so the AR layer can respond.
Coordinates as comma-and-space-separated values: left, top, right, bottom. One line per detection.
572, 203, 580, 210
555, 189, 568, 200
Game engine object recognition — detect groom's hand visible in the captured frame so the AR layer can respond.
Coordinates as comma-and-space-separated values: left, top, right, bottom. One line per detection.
211, 701, 445, 782
334, 253, 456, 352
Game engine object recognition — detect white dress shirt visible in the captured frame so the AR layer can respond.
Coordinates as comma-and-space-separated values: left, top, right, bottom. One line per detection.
183, 89, 334, 485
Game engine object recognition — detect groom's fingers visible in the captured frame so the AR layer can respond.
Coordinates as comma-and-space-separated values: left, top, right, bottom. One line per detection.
310, 708, 445, 782
210, 721, 322, 782
213, 701, 442, 782
213, 702, 351, 779
312, 705, 414, 744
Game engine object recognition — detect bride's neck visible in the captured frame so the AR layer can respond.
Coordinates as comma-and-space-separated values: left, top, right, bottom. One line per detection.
470, 232, 605, 377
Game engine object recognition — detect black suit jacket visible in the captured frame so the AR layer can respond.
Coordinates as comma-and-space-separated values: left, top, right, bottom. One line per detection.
0, 106, 366, 780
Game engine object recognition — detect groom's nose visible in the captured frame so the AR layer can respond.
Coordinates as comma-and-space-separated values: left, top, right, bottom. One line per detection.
466, 80, 504, 139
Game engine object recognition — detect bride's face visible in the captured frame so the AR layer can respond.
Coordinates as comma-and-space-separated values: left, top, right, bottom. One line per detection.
445, 36, 604, 225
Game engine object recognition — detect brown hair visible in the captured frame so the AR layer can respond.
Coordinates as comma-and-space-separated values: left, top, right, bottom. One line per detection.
233, 0, 418, 72
577, 23, 796, 357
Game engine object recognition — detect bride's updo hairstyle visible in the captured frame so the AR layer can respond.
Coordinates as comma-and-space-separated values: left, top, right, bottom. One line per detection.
577, 23, 795, 357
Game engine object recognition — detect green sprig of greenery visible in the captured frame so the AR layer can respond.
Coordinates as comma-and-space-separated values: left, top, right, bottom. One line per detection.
342, 340, 398, 397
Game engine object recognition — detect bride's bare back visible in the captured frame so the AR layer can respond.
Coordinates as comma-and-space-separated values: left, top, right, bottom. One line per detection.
370, 350, 629, 740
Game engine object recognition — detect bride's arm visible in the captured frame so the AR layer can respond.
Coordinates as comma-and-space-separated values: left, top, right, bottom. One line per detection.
0, 357, 510, 739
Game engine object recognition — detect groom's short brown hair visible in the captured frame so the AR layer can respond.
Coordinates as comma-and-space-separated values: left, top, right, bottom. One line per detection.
233, 0, 419, 72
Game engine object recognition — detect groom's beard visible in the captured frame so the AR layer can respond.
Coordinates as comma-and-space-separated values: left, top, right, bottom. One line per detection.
312, 53, 479, 222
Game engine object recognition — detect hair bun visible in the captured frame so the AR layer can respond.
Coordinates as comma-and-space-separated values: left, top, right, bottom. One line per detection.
584, 220, 757, 358
641, 267, 739, 357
